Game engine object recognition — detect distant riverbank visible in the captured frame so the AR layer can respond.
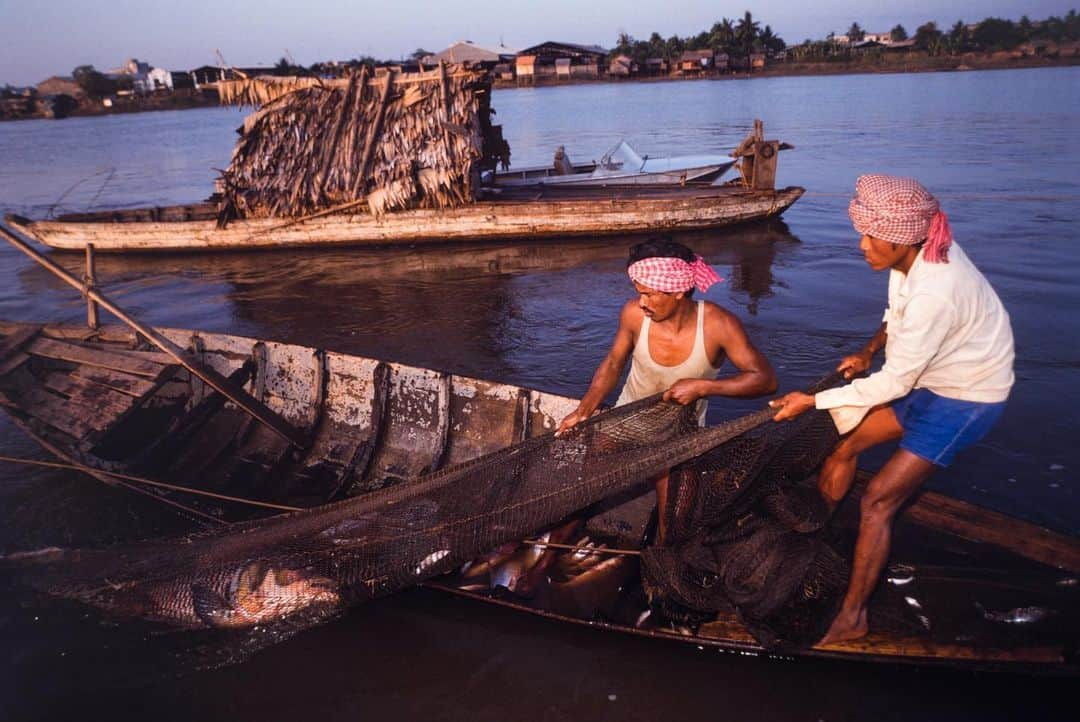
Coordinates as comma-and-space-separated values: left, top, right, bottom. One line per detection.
4, 53, 1076, 122
0, 89, 218, 122
495, 52, 1079, 89
69, 90, 219, 118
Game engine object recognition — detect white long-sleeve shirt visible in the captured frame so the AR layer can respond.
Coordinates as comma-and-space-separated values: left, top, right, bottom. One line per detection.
815, 242, 1014, 432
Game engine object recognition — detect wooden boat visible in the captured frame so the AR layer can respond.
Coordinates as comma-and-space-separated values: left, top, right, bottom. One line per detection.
3, 184, 803, 253
493, 141, 736, 187
1, 321, 1077, 673
7, 68, 798, 254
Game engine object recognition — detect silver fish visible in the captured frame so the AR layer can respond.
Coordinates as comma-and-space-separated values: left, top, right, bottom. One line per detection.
488, 533, 550, 593
86, 561, 340, 629
414, 549, 451, 576
975, 602, 1056, 625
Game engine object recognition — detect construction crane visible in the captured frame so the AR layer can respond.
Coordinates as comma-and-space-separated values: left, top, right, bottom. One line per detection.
214, 48, 249, 80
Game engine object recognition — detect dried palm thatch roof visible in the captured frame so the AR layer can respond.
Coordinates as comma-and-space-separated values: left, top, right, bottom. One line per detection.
215, 64, 509, 221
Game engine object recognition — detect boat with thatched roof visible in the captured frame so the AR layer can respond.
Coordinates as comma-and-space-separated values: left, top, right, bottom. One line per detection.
5, 66, 803, 253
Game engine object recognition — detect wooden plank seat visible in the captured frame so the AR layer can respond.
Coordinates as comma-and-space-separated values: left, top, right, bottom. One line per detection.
126, 360, 256, 471
0, 334, 182, 450
26, 337, 173, 377
0, 325, 43, 378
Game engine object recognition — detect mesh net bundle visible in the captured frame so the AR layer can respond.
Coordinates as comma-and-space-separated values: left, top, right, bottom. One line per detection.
11, 379, 850, 646
13, 394, 802, 629
640, 403, 848, 648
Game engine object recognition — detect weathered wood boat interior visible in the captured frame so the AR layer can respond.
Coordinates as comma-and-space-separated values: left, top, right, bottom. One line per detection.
1, 322, 1076, 672
47, 203, 220, 224
15, 182, 777, 227
0, 322, 578, 516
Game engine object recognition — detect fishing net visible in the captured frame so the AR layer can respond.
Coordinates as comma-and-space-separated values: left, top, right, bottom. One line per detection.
9, 373, 851, 647
640, 404, 848, 648
9, 393, 802, 629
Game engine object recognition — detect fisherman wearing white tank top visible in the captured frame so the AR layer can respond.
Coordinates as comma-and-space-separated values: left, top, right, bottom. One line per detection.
557, 237, 777, 543
616, 299, 718, 425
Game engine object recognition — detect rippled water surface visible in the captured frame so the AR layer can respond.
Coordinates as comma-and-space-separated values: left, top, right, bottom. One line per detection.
1, 68, 1078, 720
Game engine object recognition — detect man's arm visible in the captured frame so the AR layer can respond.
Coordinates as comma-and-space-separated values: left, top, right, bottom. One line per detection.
775, 297, 953, 421
772, 321, 886, 421
838, 322, 887, 379
663, 307, 777, 405
556, 301, 638, 434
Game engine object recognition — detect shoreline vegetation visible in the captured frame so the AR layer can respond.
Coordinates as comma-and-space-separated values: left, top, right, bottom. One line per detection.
3, 56, 1076, 124
491, 53, 1080, 89
2, 10, 1077, 121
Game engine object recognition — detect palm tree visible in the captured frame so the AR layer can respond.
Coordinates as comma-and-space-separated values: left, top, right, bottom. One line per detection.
709, 17, 736, 53
1018, 15, 1033, 40
760, 25, 784, 54
615, 31, 635, 56
847, 22, 865, 43
736, 11, 761, 54
665, 35, 685, 61
948, 20, 968, 52
647, 32, 666, 58
914, 21, 942, 52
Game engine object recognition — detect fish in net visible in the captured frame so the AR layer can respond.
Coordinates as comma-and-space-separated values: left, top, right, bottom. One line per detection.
7, 394, 802, 632
640, 401, 850, 648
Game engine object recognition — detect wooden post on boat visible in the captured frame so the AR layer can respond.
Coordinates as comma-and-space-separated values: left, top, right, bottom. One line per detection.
438, 61, 456, 167
751, 140, 780, 190
731, 119, 781, 191
0, 224, 310, 449
84, 243, 99, 330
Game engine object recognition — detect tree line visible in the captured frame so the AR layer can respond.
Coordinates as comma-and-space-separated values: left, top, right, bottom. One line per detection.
612, 11, 785, 65
797, 10, 1079, 61
18, 8, 1078, 96
614, 9, 1079, 65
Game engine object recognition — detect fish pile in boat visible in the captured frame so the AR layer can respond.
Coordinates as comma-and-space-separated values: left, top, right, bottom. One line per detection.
216, 64, 504, 221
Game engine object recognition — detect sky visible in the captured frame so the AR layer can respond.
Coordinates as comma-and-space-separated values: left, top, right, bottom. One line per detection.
1, 1, 1072, 86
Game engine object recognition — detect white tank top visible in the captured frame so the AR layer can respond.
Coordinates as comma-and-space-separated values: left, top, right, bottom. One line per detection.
616, 301, 722, 425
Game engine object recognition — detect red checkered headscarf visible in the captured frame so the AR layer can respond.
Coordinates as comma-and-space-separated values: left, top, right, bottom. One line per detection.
627, 255, 722, 293
848, 174, 953, 263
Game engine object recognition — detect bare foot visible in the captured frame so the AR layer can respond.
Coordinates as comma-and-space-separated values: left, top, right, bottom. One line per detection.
817, 608, 869, 646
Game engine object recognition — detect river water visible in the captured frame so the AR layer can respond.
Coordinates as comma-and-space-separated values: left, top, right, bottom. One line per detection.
1, 68, 1078, 720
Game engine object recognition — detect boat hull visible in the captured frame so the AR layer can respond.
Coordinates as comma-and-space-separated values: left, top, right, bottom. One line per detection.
426, 579, 1079, 674
495, 162, 734, 187
6, 186, 803, 253
1, 322, 1075, 671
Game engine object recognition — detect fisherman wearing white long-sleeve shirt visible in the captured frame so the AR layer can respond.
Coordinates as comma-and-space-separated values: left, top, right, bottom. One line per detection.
771, 174, 1014, 646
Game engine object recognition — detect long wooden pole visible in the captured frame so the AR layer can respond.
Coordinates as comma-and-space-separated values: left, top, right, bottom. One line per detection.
0, 223, 309, 449
353, 71, 394, 196
521, 539, 641, 557
84, 243, 99, 329
244, 197, 369, 241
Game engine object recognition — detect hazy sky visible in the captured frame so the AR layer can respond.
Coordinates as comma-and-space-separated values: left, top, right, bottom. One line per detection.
1, 1, 1072, 85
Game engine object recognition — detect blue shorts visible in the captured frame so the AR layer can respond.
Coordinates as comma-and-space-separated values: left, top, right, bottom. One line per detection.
890, 388, 1006, 467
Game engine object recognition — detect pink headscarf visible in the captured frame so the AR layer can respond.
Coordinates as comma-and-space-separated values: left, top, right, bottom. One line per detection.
848, 174, 953, 263
627, 255, 723, 293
